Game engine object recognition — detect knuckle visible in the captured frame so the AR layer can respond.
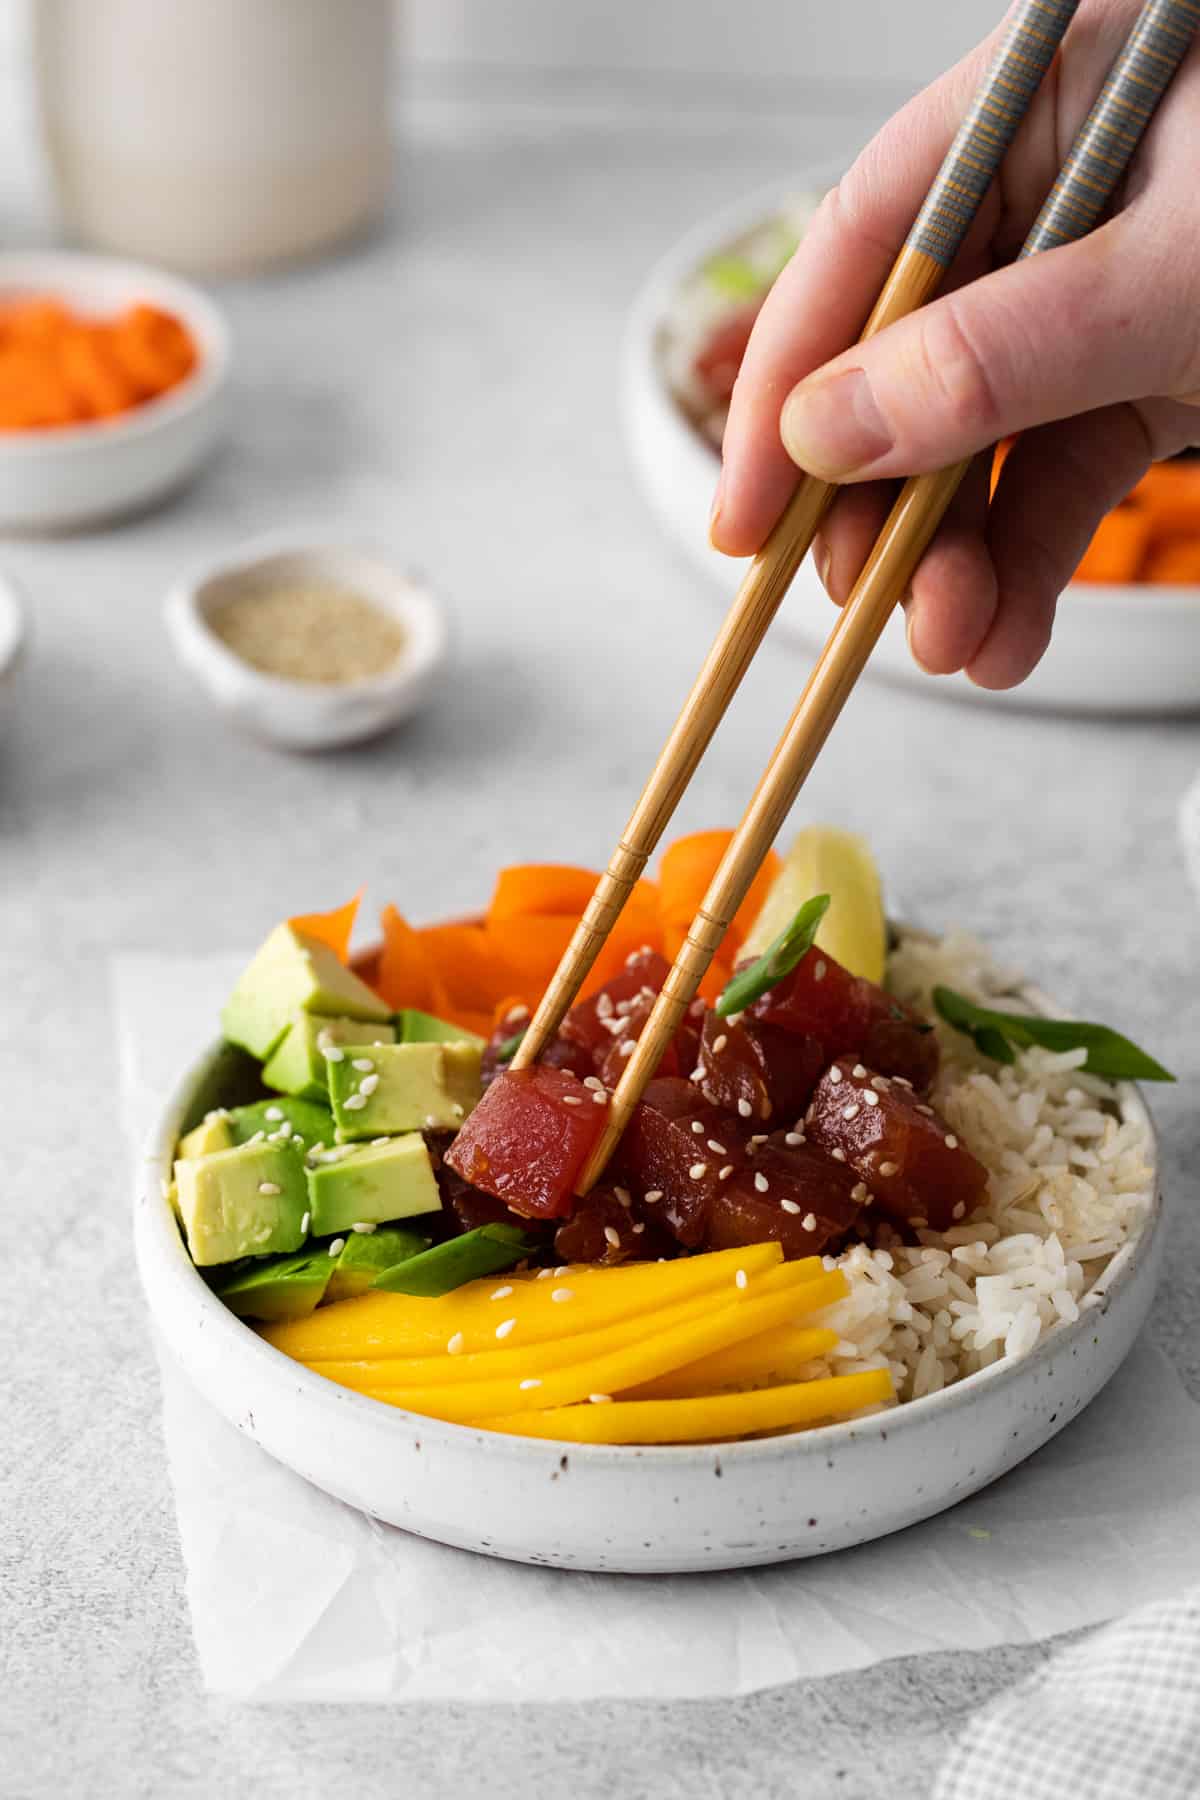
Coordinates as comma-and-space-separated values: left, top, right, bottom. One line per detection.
917, 301, 1004, 443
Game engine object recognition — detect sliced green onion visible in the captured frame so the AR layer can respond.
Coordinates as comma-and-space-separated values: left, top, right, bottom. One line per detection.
495, 1028, 527, 1064
932, 986, 1174, 1082
716, 894, 832, 1018
702, 253, 766, 300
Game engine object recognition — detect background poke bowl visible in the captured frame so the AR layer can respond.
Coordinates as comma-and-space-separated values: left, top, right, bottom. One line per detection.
134, 940, 1164, 1575
621, 174, 1200, 716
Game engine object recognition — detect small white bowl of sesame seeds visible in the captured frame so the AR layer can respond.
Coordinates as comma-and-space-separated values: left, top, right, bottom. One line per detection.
165, 538, 450, 750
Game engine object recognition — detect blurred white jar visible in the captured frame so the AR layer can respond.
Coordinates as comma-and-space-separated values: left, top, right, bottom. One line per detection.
34, 0, 394, 276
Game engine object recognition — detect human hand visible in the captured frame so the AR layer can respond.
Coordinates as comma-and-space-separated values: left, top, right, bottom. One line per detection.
710, 0, 1200, 687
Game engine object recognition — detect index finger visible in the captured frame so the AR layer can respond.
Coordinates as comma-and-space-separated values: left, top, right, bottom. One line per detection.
711, 34, 1003, 558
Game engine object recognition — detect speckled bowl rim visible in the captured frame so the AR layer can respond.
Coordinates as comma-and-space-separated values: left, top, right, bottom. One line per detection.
136, 946, 1163, 1473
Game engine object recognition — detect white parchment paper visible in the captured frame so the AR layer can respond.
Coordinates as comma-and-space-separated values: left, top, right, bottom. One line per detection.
116, 953, 1200, 1702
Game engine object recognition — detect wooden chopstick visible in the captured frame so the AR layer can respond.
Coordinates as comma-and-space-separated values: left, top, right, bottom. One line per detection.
510, 0, 1081, 1079
577, 0, 1199, 1193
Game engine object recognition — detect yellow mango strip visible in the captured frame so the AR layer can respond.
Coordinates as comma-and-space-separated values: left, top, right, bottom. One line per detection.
302, 1266, 840, 1393
625, 1324, 839, 1400
362, 1266, 849, 1425
475, 1369, 895, 1444
261, 1243, 793, 1362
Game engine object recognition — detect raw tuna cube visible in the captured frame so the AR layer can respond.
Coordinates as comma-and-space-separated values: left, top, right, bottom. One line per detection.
560, 947, 672, 1063
595, 991, 702, 1091
748, 945, 869, 1053
444, 1066, 608, 1219
614, 1077, 742, 1248
695, 1012, 824, 1125
805, 1060, 987, 1232
860, 1013, 940, 1094
553, 1184, 672, 1266
480, 1007, 594, 1090
706, 1136, 867, 1259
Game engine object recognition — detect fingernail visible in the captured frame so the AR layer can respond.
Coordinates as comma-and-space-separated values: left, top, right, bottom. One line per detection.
781, 367, 892, 478
814, 538, 833, 594
708, 472, 726, 545
905, 604, 937, 676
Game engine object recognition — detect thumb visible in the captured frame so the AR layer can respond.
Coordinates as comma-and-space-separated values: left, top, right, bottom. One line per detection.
778, 224, 1188, 482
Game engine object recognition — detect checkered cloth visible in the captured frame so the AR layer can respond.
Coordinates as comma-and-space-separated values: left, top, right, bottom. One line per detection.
936, 1588, 1200, 1799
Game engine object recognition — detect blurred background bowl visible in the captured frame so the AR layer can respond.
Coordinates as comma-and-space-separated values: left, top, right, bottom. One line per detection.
0, 250, 229, 532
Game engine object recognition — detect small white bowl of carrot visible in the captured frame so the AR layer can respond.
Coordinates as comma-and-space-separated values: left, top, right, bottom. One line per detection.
0, 250, 229, 532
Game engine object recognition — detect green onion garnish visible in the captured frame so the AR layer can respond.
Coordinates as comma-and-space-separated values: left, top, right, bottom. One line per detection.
716, 894, 832, 1018
933, 986, 1174, 1082
495, 1028, 527, 1064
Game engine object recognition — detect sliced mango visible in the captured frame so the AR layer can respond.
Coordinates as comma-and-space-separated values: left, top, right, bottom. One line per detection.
625, 1323, 839, 1399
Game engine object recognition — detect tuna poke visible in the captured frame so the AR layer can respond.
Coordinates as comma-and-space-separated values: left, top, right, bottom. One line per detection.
168, 827, 1167, 1446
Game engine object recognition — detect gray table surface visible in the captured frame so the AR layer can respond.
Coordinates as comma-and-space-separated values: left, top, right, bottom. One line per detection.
3, 68, 1199, 1800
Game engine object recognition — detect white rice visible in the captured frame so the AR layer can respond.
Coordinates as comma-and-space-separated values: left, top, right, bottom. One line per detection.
808, 931, 1156, 1404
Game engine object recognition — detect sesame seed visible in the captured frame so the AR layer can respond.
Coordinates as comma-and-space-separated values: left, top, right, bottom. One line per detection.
737, 1099, 753, 1118
519, 1378, 541, 1391
423, 1114, 439, 1129
491, 1285, 514, 1300
851, 1183, 869, 1203
589, 1394, 613, 1404
864, 1090, 881, 1109
916, 1103, 934, 1115
583, 1075, 605, 1091
602, 1017, 625, 1036
726, 1011, 743, 1026
596, 994, 614, 1019
945, 1134, 959, 1149
632, 1223, 645, 1234
495, 1318, 516, 1340
447, 1332, 465, 1355
780, 1198, 801, 1214
852, 1064, 867, 1079
871, 1076, 890, 1091
813, 960, 827, 983
735, 1268, 748, 1290
352, 1221, 377, 1234
802, 1212, 817, 1232
592, 1092, 607, 1106
644, 1189, 663, 1204
322, 1044, 346, 1063
328, 1238, 346, 1257
258, 1181, 281, 1196
784, 1131, 803, 1147
894, 1076, 913, 1088
507, 1004, 531, 1022
276, 1120, 293, 1138
712, 1034, 728, 1055
707, 1139, 727, 1155
371, 1137, 389, 1148
452, 1103, 465, 1119
952, 1202, 966, 1220
359, 1073, 380, 1097
749, 1133, 768, 1146
551, 1287, 574, 1303
561, 1094, 582, 1106
300, 1211, 311, 1233
618, 1040, 635, 1058
829, 1066, 843, 1085
690, 1120, 704, 1135
754, 1172, 769, 1193
264, 1106, 284, 1122
615, 999, 634, 1017
603, 1225, 622, 1248
689, 1162, 708, 1180
831, 1147, 847, 1162
342, 1094, 368, 1112
690, 1066, 705, 1082
352, 1057, 375, 1073
842, 1103, 860, 1120
879, 1160, 898, 1176
718, 1165, 734, 1181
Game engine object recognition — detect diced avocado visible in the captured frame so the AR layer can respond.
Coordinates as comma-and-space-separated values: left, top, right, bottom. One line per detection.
228, 1097, 335, 1155
306, 1134, 440, 1236
221, 923, 390, 1062
262, 1012, 396, 1101
213, 1250, 333, 1321
374, 1223, 536, 1297
176, 1142, 309, 1267
396, 1008, 487, 1052
329, 1042, 483, 1142
326, 1224, 434, 1302
178, 1111, 235, 1159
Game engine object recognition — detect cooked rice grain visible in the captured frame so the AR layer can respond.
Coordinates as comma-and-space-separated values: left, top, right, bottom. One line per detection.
810, 931, 1155, 1404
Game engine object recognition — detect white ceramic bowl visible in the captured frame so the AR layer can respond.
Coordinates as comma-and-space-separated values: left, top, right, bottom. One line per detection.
0, 568, 26, 704
0, 251, 229, 532
135, 978, 1162, 1574
164, 540, 450, 751
623, 179, 1200, 716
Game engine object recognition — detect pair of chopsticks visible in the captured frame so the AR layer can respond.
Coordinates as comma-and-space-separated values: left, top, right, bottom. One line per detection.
512, 0, 1200, 1192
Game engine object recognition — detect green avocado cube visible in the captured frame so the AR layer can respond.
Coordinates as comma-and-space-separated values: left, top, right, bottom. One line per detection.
228, 1097, 335, 1156
374, 1223, 536, 1297
262, 1012, 396, 1101
325, 1224, 434, 1302
396, 1008, 487, 1051
176, 1142, 309, 1267
177, 1111, 235, 1159
328, 1042, 483, 1142
213, 1250, 333, 1321
306, 1135, 439, 1236
221, 923, 390, 1062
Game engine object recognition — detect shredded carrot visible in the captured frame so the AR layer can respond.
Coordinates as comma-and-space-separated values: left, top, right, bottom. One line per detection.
1139, 538, 1200, 585
0, 295, 198, 431
658, 831, 780, 961
289, 892, 361, 963
488, 865, 599, 921
377, 905, 448, 1015
1073, 507, 1152, 584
